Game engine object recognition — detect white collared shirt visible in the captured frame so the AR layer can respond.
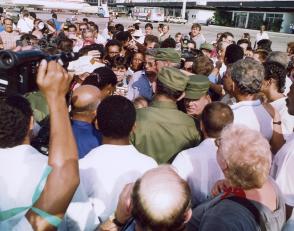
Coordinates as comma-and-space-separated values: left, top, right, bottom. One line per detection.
271, 133, 294, 206
0, 145, 47, 229
271, 97, 294, 140
172, 138, 224, 206
230, 100, 273, 140
79, 144, 157, 221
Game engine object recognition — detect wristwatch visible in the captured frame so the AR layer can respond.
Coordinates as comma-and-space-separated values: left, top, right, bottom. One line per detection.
109, 214, 125, 227
273, 121, 282, 125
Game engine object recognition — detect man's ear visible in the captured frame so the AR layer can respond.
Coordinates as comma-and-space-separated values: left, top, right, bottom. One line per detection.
183, 208, 192, 224
200, 120, 205, 135
29, 116, 34, 131
232, 81, 236, 93
206, 94, 212, 103
131, 122, 136, 133
218, 153, 228, 171
95, 118, 99, 130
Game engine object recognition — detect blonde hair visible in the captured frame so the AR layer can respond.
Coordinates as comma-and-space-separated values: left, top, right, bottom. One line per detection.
218, 124, 271, 190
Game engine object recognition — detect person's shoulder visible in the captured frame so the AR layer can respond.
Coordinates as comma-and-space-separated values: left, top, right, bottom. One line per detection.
133, 70, 145, 78
135, 106, 152, 119
129, 145, 157, 162
199, 199, 258, 231
79, 145, 104, 164
0, 144, 46, 158
176, 111, 198, 124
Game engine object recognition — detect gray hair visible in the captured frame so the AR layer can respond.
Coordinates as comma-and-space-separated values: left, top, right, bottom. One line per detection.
266, 51, 289, 69
231, 59, 264, 94
145, 48, 158, 57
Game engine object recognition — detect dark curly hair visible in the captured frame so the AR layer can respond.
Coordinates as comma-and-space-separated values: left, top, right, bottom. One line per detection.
82, 67, 117, 90
97, 95, 135, 138
264, 61, 287, 93
0, 95, 32, 148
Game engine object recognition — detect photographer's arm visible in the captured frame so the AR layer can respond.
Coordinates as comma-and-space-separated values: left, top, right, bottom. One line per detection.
25, 60, 79, 230
46, 22, 56, 34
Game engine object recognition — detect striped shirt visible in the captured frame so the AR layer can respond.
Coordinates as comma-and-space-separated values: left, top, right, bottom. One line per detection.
0, 31, 20, 50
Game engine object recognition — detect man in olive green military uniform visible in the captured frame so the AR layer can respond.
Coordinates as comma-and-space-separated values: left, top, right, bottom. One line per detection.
130, 67, 201, 164
155, 48, 181, 72
184, 75, 211, 119
182, 75, 211, 138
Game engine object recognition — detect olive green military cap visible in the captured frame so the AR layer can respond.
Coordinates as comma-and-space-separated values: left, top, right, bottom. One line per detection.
157, 67, 189, 91
155, 48, 181, 63
200, 42, 213, 51
185, 74, 210, 99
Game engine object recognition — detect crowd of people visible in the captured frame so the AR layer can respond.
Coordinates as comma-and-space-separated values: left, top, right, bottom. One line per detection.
0, 8, 294, 231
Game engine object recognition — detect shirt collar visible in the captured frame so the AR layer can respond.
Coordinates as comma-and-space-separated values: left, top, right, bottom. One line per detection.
150, 100, 178, 109
71, 120, 93, 127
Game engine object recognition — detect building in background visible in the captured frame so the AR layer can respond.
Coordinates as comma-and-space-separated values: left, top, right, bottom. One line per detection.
85, 0, 294, 33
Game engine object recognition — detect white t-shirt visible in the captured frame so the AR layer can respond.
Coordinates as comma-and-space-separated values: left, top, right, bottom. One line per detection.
270, 97, 294, 140
271, 133, 294, 206
256, 31, 269, 43
285, 76, 292, 96
95, 34, 107, 46
0, 145, 48, 229
79, 144, 157, 221
17, 17, 34, 34
172, 138, 224, 206
231, 100, 273, 140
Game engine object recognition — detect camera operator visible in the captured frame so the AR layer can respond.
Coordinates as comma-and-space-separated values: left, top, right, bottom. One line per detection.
0, 60, 79, 230
32, 19, 56, 40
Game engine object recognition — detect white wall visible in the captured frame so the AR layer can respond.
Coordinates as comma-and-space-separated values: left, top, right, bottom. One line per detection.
188, 9, 214, 24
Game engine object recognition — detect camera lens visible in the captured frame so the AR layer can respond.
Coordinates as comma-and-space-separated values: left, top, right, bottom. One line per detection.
0, 51, 14, 69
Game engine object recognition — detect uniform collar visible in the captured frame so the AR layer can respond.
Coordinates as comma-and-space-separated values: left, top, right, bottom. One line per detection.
150, 100, 178, 109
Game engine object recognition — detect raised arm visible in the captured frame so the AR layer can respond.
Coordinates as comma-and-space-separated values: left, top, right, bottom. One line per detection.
25, 60, 79, 230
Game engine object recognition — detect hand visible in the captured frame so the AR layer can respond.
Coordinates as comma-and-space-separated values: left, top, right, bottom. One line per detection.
88, 50, 102, 61
128, 40, 138, 52
115, 183, 134, 225
13, 45, 34, 52
211, 179, 231, 197
37, 60, 72, 101
99, 220, 119, 231
215, 61, 222, 70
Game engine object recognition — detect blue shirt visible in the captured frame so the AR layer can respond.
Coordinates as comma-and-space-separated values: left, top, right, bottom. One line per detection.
71, 120, 102, 159
127, 70, 153, 101
51, 19, 62, 31
0, 25, 4, 32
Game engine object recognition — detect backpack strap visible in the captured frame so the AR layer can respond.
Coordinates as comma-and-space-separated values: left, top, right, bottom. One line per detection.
226, 196, 267, 231
0, 166, 62, 227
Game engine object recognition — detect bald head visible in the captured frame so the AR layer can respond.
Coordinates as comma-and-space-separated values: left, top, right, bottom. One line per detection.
132, 165, 191, 231
71, 85, 101, 114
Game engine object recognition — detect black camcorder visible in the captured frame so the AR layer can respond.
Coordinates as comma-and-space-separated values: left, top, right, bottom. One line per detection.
0, 50, 78, 94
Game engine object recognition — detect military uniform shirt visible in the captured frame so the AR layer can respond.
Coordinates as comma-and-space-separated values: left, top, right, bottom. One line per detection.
130, 100, 201, 163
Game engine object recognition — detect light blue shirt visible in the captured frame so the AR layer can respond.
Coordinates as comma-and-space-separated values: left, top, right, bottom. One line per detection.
127, 70, 153, 101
